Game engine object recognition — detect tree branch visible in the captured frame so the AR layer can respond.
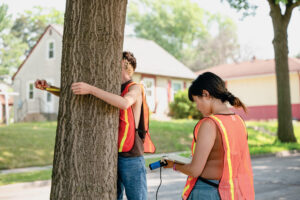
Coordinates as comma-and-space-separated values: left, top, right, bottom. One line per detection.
267, 0, 282, 17
284, 1, 300, 22
267, 0, 276, 8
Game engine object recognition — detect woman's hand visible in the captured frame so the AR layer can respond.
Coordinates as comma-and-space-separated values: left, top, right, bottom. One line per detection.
163, 160, 174, 169
71, 82, 93, 95
35, 79, 49, 90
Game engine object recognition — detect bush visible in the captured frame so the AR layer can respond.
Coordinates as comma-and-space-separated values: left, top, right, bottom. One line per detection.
169, 89, 202, 119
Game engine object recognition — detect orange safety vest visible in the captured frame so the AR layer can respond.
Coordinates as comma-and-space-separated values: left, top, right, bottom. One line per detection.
182, 114, 255, 200
118, 82, 156, 153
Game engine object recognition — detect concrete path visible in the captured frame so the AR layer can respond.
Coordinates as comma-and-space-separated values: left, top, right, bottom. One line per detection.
0, 154, 299, 200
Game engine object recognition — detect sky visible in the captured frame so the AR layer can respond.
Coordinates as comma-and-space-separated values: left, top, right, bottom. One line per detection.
2, 0, 300, 60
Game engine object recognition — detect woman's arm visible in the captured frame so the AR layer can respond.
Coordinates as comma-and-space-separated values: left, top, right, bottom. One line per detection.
165, 119, 217, 177
71, 82, 141, 110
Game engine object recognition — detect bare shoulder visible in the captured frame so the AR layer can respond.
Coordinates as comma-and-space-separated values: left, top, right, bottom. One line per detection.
128, 83, 142, 94
197, 118, 217, 138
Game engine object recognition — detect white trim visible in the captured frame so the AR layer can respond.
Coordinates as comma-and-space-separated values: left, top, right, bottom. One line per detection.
27, 81, 35, 101
142, 77, 156, 112
223, 71, 300, 81
46, 39, 55, 60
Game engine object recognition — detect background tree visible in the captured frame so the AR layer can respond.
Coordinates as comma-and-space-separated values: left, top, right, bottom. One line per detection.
224, 0, 299, 142
127, 0, 240, 71
50, 0, 127, 199
11, 6, 64, 53
183, 14, 240, 71
0, 4, 10, 33
0, 34, 27, 75
0, 4, 27, 76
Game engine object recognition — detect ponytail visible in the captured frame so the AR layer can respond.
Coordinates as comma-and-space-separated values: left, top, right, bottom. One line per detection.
226, 92, 247, 112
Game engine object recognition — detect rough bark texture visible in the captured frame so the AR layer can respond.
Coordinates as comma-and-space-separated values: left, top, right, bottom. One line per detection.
50, 0, 127, 199
268, 1, 297, 142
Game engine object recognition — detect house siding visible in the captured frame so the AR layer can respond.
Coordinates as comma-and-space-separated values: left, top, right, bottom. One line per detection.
13, 26, 62, 121
228, 72, 300, 120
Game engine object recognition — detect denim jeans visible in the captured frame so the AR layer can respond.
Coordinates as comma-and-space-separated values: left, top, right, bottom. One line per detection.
117, 156, 147, 200
187, 179, 220, 200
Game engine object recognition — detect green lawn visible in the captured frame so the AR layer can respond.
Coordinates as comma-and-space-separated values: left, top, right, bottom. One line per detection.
1, 120, 300, 170
0, 119, 300, 185
0, 170, 52, 186
0, 122, 56, 170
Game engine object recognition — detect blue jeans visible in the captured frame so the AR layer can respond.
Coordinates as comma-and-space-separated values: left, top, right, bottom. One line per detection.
117, 156, 147, 200
187, 179, 220, 200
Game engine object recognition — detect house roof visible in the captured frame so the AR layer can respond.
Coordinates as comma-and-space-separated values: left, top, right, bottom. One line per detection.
123, 37, 196, 79
13, 24, 196, 81
196, 58, 300, 80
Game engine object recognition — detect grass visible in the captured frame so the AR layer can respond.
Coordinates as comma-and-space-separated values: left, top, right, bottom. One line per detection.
0, 157, 162, 186
0, 122, 56, 170
0, 119, 300, 185
246, 121, 300, 155
0, 170, 52, 186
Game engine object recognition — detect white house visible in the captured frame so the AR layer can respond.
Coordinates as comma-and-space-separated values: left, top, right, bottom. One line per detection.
12, 24, 196, 122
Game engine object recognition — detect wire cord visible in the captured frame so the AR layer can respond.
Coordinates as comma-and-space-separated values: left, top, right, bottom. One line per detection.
156, 166, 163, 200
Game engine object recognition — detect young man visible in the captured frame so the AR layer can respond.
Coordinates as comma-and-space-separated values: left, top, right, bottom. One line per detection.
35, 52, 148, 200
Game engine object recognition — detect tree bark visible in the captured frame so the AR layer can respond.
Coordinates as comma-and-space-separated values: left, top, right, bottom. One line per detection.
268, 2, 297, 143
50, 0, 127, 199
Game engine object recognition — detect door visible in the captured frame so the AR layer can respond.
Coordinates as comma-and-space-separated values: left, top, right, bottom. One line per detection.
142, 77, 156, 112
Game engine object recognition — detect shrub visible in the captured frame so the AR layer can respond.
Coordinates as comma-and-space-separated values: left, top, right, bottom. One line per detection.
169, 89, 202, 119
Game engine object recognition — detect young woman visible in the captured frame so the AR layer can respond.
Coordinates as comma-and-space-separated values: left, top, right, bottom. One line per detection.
164, 72, 255, 200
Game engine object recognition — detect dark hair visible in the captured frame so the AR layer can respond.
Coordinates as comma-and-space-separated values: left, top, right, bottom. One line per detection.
123, 51, 136, 70
188, 72, 247, 112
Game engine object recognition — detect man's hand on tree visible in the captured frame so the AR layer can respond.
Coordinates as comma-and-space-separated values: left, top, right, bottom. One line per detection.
71, 82, 92, 95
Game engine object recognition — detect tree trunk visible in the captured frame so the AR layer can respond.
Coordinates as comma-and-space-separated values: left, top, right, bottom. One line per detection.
50, 1, 127, 199
269, 5, 297, 143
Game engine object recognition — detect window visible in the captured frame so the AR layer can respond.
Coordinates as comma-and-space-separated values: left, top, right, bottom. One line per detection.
171, 80, 183, 101
28, 83, 34, 100
48, 42, 54, 59
47, 92, 52, 102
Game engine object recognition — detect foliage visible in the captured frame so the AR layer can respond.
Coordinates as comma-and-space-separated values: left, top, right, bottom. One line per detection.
11, 6, 64, 53
0, 33, 27, 75
183, 13, 240, 71
169, 89, 202, 119
127, 0, 240, 71
0, 4, 10, 33
0, 6, 64, 76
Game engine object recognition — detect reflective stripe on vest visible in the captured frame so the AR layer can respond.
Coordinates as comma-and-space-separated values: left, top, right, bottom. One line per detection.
118, 82, 136, 152
182, 115, 255, 200
118, 109, 130, 152
211, 115, 235, 200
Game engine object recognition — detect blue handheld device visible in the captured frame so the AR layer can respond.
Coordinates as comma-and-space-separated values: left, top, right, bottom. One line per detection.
149, 160, 168, 170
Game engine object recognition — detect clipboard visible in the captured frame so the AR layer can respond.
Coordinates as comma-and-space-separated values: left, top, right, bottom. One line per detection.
162, 154, 191, 165
45, 87, 60, 92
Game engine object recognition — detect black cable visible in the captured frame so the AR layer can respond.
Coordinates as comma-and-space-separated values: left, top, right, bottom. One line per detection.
156, 166, 162, 200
